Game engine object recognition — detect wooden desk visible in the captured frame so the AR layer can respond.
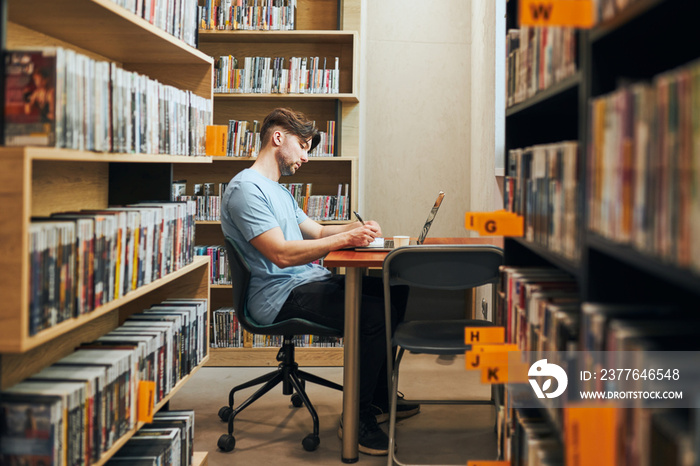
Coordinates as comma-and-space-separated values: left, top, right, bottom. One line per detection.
323, 237, 503, 462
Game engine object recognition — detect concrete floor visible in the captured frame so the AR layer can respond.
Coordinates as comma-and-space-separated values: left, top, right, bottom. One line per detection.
170, 352, 499, 465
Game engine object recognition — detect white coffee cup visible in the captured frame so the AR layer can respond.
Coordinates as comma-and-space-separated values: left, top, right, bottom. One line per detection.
393, 236, 410, 248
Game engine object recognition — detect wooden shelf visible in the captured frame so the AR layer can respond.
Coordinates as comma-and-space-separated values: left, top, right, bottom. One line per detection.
207, 346, 343, 367
7, 0, 212, 66
589, 0, 667, 43
0, 257, 210, 353
202, 29, 358, 97
207, 155, 355, 162
588, 234, 700, 296
1, 2, 215, 464
199, 29, 357, 44
510, 237, 581, 279
0, 146, 214, 164
190, 0, 360, 369
214, 92, 359, 102
505, 72, 581, 118
192, 452, 209, 466
92, 355, 210, 466
197, 219, 354, 226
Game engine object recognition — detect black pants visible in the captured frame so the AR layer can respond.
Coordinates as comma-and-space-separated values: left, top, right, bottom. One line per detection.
274, 275, 409, 416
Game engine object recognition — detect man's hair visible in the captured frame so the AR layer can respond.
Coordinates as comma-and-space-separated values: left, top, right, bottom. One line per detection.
259, 107, 320, 151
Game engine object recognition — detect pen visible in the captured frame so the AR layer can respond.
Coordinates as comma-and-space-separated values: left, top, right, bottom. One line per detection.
353, 211, 365, 225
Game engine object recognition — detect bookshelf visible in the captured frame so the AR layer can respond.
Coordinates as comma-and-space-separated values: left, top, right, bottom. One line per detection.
182, 0, 361, 367
1, 0, 214, 463
502, 0, 700, 463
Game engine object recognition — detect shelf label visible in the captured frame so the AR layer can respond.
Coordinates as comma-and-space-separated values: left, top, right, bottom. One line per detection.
465, 210, 523, 237
565, 402, 619, 465
137, 381, 156, 423
480, 360, 529, 384
465, 344, 519, 370
465, 327, 505, 345
519, 0, 594, 28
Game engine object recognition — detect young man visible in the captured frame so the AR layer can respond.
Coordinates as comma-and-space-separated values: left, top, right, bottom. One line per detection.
220, 108, 418, 455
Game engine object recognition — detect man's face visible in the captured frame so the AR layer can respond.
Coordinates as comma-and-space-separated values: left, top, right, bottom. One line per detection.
276, 131, 311, 176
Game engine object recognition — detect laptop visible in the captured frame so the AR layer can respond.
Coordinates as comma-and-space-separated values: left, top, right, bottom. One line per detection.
355, 191, 445, 251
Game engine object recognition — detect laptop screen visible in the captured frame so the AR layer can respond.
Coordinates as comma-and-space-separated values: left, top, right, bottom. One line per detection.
416, 191, 445, 245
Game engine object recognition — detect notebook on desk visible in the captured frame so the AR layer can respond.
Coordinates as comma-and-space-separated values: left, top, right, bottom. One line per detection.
355, 191, 445, 251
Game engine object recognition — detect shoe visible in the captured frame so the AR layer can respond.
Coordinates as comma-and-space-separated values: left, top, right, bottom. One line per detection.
337, 412, 395, 456
370, 392, 420, 424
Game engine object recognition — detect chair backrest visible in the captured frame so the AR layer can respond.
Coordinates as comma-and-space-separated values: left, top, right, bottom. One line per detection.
223, 236, 341, 338
223, 237, 256, 330
383, 245, 503, 290
382, 244, 503, 323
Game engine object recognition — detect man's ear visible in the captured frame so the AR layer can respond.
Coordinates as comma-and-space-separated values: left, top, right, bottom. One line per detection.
272, 129, 284, 147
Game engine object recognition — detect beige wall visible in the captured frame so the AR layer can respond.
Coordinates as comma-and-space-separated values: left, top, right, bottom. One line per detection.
360, 0, 503, 238
360, 0, 473, 238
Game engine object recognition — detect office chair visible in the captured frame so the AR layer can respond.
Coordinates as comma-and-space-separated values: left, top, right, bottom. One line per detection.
217, 237, 344, 452
382, 245, 504, 466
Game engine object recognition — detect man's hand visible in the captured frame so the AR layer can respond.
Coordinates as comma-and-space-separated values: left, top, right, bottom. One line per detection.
346, 222, 381, 248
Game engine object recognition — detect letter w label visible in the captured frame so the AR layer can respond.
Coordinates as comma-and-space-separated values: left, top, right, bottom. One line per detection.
530, 3, 552, 20
519, 0, 594, 28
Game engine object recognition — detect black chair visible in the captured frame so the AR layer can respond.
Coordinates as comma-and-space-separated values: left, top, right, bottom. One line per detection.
382, 244, 504, 465
217, 237, 344, 452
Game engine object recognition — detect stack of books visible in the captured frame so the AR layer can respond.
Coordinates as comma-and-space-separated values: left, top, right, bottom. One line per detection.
200, 0, 297, 31
587, 59, 700, 271
4, 48, 212, 155
29, 200, 197, 335
195, 245, 230, 285
0, 299, 206, 465
112, 0, 200, 47
505, 26, 577, 108
214, 55, 340, 94
505, 142, 580, 261
281, 182, 350, 221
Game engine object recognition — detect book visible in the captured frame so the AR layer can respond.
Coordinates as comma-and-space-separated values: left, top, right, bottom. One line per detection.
0, 397, 63, 466
205, 124, 228, 156
53, 349, 137, 447
119, 321, 176, 393
2, 380, 88, 466
28, 364, 108, 463
4, 48, 60, 146
27, 219, 77, 334
147, 410, 195, 466
119, 427, 181, 466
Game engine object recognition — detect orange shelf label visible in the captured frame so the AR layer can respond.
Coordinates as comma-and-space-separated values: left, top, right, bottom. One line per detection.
480, 360, 529, 384
137, 381, 156, 423
465, 344, 519, 370
465, 210, 523, 236
565, 402, 620, 465
519, 0, 594, 28
465, 327, 505, 345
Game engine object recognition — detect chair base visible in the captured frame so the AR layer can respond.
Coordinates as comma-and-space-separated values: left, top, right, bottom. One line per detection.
218, 337, 343, 452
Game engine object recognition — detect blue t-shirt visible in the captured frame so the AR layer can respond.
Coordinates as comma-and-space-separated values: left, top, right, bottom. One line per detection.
221, 169, 331, 324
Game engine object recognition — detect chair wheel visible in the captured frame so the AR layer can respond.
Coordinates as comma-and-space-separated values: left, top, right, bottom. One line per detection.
218, 406, 233, 422
218, 434, 236, 452
302, 433, 320, 451
291, 393, 304, 408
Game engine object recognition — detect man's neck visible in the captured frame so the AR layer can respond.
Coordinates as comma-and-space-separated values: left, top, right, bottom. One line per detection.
250, 148, 281, 182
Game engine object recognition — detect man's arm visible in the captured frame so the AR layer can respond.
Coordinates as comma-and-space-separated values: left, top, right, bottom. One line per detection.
250, 220, 381, 269
299, 218, 382, 240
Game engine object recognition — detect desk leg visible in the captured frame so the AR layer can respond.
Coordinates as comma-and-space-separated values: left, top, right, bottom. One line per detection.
342, 267, 362, 463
